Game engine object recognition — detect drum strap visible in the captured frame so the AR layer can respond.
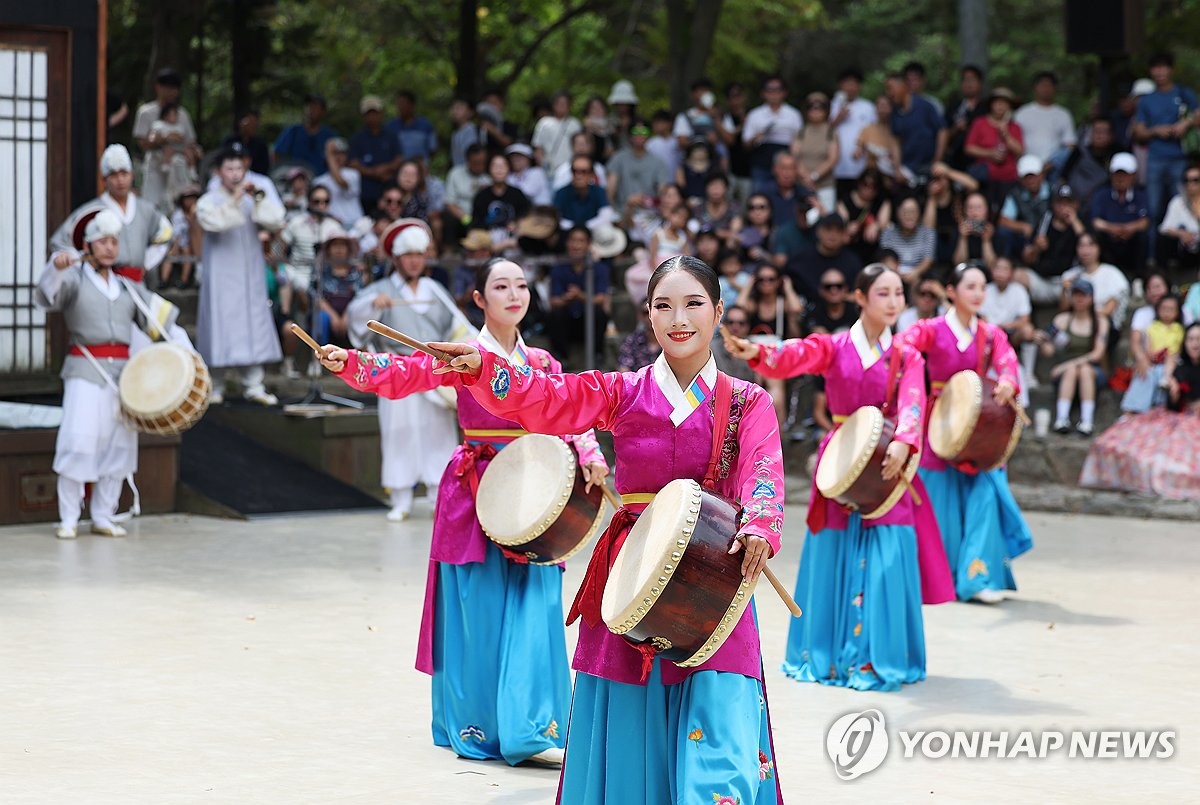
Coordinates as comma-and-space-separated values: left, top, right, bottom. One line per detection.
703, 371, 735, 490
974, 322, 991, 376
880, 345, 904, 417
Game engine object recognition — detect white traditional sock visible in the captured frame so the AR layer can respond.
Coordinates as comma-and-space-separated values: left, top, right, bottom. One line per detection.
1080, 400, 1096, 426
1056, 399, 1071, 421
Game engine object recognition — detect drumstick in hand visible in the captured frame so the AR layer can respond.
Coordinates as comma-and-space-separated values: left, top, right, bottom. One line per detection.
898, 475, 923, 506
288, 322, 326, 356
1008, 398, 1033, 428
762, 566, 803, 618
366, 320, 455, 363
598, 482, 622, 511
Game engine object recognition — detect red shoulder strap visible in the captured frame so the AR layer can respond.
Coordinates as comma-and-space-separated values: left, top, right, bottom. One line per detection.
974, 321, 992, 376
881, 345, 904, 417
703, 371, 734, 489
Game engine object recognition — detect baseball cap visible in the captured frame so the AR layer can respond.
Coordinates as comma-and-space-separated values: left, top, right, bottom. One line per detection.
505, 143, 534, 158
1017, 154, 1044, 177
359, 94, 384, 114
1109, 152, 1138, 174
1070, 276, 1095, 295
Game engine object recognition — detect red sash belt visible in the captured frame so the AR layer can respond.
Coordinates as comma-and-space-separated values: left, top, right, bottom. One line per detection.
566, 504, 646, 629
69, 343, 129, 359
113, 265, 144, 283
454, 441, 497, 497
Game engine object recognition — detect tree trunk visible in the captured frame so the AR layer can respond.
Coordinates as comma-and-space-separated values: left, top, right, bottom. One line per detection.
958, 0, 988, 73
667, 0, 724, 112
457, 0, 480, 103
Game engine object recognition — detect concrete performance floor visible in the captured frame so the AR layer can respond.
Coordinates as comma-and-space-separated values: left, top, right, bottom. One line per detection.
1, 506, 1196, 804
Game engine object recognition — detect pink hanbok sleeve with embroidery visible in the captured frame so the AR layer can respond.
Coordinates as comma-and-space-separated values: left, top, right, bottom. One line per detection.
464, 350, 620, 435
334, 349, 453, 399
747, 333, 836, 379
892, 348, 927, 450
730, 388, 785, 556
540, 351, 608, 469
985, 322, 1021, 391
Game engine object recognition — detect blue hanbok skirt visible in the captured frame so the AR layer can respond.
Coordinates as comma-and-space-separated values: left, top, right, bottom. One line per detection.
431, 542, 572, 764
559, 660, 781, 804
782, 514, 925, 691
918, 466, 1033, 601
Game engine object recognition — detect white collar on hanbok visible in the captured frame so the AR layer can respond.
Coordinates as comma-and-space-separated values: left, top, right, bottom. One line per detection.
100, 191, 137, 225
477, 326, 530, 366
653, 351, 718, 427
945, 311, 978, 353
84, 263, 122, 302
390, 273, 432, 305
849, 319, 891, 370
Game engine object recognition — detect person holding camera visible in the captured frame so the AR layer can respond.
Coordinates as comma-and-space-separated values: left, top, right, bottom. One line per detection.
196, 145, 287, 405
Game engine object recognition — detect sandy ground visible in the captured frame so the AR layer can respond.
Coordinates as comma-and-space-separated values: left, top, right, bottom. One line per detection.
1, 505, 1196, 804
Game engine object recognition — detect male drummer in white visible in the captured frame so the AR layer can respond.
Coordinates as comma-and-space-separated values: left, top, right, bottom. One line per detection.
36, 210, 171, 539
48, 144, 173, 287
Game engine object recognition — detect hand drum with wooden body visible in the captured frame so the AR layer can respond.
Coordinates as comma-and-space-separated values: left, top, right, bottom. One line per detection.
118, 343, 211, 435
601, 479, 757, 668
475, 433, 607, 564
928, 370, 1021, 471
815, 405, 919, 519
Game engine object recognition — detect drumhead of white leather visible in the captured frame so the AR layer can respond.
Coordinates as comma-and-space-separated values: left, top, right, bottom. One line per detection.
602, 478, 699, 627
119, 343, 194, 416
476, 434, 575, 543
929, 370, 982, 459
816, 405, 883, 498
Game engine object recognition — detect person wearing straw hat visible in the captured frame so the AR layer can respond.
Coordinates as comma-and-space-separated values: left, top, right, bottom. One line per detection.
312, 220, 364, 346
964, 86, 1026, 188
48, 144, 174, 290
36, 209, 182, 540
345, 219, 465, 520
196, 144, 287, 406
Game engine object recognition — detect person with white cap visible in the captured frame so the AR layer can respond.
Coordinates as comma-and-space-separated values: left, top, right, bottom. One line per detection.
345, 220, 463, 520
196, 144, 288, 405
348, 94, 402, 213
36, 209, 181, 539
998, 154, 1050, 257
504, 143, 551, 206
1088, 152, 1150, 279
313, 136, 364, 227
48, 144, 174, 290
607, 79, 639, 150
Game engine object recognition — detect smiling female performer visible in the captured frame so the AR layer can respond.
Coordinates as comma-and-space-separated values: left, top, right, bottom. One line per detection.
318, 258, 608, 767
896, 261, 1034, 604
423, 255, 785, 804
725, 262, 954, 692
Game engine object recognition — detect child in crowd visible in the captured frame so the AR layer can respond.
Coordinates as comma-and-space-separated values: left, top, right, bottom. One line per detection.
1122, 294, 1185, 412
717, 249, 752, 310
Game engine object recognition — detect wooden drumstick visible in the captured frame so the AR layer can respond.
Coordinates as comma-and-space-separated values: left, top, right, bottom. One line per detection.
366, 320, 455, 363
898, 475, 923, 506
598, 481, 622, 511
762, 566, 803, 618
1009, 397, 1033, 428
288, 322, 326, 355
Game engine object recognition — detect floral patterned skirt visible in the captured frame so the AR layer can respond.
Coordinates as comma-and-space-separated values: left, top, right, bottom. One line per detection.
430, 543, 572, 765
782, 516, 925, 691
918, 466, 1032, 601
1080, 409, 1200, 500
558, 661, 781, 805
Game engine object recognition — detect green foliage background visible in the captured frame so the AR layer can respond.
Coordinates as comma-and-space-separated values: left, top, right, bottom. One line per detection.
107, 0, 1200, 171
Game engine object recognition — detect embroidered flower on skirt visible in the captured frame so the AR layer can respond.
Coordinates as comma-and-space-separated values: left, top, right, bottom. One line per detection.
712, 795, 741, 805
458, 725, 487, 742
758, 749, 774, 780
688, 728, 704, 745
543, 720, 559, 739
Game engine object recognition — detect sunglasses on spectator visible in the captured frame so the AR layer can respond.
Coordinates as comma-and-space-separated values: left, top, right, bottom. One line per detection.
918, 290, 940, 300
572, 167, 591, 174
725, 318, 749, 326
748, 203, 769, 210
310, 198, 330, 206
821, 282, 845, 290
382, 196, 402, 205
1186, 175, 1200, 183
806, 102, 827, 110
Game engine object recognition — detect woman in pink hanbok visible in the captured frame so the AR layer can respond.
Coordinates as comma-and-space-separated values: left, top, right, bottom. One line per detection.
724, 263, 955, 692
317, 259, 608, 767
897, 261, 1034, 604
426, 255, 785, 804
